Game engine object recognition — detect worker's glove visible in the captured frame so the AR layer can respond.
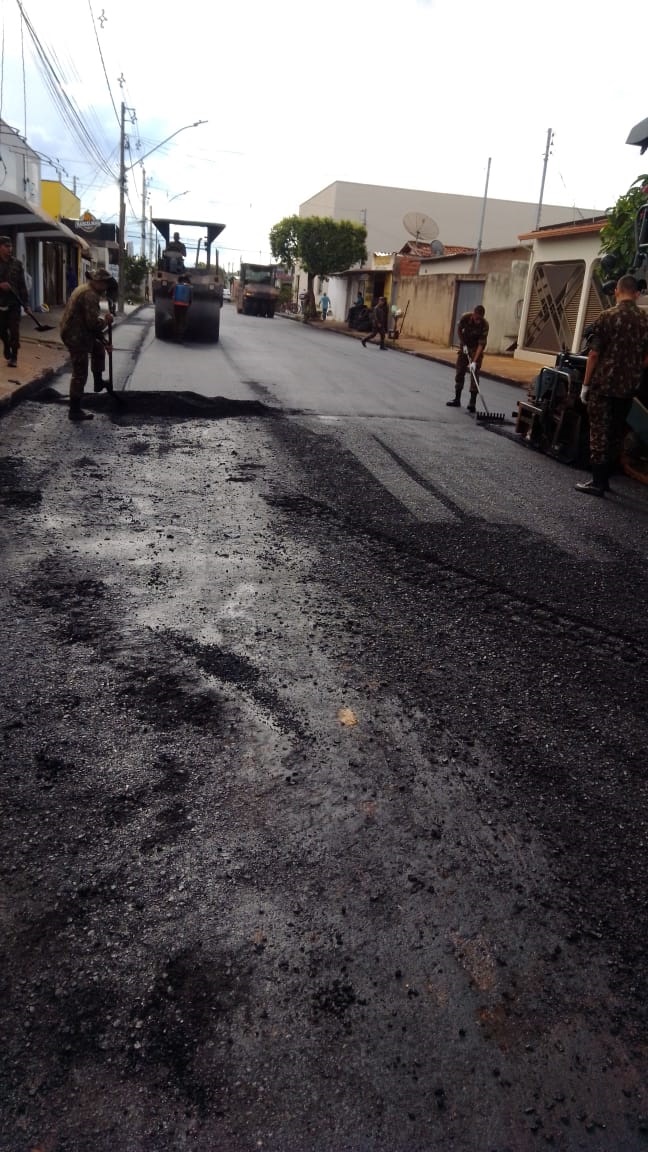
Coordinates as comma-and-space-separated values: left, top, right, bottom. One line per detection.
469, 361, 477, 372
580, 386, 589, 404
462, 344, 469, 356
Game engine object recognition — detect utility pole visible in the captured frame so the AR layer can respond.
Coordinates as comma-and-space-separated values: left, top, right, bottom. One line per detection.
140, 166, 147, 257
535, 128, 554, 231
473, 157, 491, 274
118, 101, 127, 314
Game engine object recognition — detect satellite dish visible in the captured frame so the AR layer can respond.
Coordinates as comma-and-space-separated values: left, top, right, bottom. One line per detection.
403, 211, 440, 243
430, 239, 445, 256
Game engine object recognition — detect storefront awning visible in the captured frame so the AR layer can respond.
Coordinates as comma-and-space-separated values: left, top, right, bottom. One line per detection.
0, 191, 90, 251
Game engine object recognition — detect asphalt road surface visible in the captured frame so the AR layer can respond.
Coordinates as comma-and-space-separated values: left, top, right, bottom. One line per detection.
1, 305, 647, 1151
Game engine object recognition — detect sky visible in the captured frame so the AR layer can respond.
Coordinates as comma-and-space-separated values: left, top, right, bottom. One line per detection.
1, 0, 647, 271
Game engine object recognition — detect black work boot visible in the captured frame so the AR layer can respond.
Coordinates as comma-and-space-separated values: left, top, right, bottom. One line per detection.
467, 394, 477, 414
69, 400, 94, 422
447, 384, 462, 407
575, 463, 607, 496
93, 374, 109, 393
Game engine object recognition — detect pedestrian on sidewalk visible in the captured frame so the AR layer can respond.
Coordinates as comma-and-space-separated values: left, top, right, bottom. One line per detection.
319, 291, 331, 321
60, 268, 114, 421
447, 304, 489, 411
575, 274, 648, 496
362, 296, 389, 350
0, 235, 29, 369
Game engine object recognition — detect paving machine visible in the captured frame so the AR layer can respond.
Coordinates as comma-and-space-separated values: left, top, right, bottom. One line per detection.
514, 348, 590, 465
152, 218, 225, 342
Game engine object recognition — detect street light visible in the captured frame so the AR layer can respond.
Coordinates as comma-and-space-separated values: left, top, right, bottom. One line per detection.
168, 190, 190, 203
118, 109, 207, 311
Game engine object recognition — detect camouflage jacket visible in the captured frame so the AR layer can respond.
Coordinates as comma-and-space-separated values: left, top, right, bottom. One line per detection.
457, 311, 489, 354
60, 283, 108, 352
588, 300, 648, 397
0, 256, 29, 309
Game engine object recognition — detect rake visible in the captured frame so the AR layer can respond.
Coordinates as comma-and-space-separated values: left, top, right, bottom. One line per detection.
466, 350, 506, 424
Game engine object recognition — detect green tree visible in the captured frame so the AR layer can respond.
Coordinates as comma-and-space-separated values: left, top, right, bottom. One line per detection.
269, 215, 367, 319
268, 215, 301, 271
600, 174, 648, 276
122, 253, 150, 301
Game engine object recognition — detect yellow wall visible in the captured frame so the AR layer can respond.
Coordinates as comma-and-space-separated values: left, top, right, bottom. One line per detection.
41, 180, 81, 220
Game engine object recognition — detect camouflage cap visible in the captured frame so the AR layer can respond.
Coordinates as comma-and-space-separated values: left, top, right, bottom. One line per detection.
0, 235, 13, 245
89, 268, 112, 283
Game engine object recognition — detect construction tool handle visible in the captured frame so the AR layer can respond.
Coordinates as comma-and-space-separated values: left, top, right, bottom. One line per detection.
7, 284, 29, 313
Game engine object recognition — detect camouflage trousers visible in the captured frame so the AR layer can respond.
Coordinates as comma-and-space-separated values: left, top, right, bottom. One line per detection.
587, 392, 632, 466
454, 349, 483, 400
68, 340, 106, 401
0, 306, 21, 360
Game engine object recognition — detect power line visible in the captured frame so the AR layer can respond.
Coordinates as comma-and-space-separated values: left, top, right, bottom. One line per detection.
16, 0, 117, 182
86, 0, 120, 127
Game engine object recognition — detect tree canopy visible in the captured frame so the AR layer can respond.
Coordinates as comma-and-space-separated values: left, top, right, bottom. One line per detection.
269, 214, 367, 317
600, 174, 648, 275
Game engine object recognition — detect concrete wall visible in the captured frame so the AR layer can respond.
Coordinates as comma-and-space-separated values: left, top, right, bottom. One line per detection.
300, 180, 599, 260
396, 275, 456, 345
0, 120, 41, 205
394, 260, 530, 353
41, 180, 81, 221
482, 262, 530, 352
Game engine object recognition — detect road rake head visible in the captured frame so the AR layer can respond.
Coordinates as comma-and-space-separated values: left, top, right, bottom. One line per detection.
476, 409, 507, 424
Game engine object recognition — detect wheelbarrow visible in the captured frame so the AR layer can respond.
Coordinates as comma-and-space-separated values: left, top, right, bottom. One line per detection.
388, 300, 409, 342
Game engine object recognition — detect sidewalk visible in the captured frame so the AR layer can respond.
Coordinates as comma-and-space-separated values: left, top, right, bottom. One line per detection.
281, 312, 539, 393
0, 303, 144, 411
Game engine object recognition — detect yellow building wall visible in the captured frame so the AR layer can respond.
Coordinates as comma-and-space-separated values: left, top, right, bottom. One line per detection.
41, 180, 80, 220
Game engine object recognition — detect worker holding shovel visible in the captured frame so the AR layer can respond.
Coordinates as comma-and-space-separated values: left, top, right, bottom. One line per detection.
60, 268, 114, 422
0, 235, 29, 369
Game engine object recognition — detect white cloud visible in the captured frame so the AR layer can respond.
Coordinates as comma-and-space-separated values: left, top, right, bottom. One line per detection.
2, 0, 646, 264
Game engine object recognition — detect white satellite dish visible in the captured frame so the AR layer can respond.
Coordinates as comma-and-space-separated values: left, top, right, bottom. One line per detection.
430, 238, 445, 256
403, 211, 440, 243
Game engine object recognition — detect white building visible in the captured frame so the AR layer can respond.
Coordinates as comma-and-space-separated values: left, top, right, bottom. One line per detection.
0, 120, 86, 309
300, 180, 598, 259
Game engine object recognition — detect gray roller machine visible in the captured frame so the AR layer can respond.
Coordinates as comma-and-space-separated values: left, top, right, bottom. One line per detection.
152, 218, 225, 342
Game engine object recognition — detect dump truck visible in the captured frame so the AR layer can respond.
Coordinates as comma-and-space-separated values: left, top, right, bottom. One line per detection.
235, 262, 279, 318
152, 218, 225, 342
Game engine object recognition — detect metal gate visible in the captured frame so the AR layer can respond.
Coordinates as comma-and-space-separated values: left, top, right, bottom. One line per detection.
453, 281, 484, 343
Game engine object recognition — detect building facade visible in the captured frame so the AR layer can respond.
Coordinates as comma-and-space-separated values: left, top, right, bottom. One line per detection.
514, 219, 610, 365
0, 120, 88, 309
300, 180, 599, 257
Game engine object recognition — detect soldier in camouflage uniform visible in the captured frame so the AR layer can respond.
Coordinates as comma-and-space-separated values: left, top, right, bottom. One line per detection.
0, 235, 29, 369
60, 268, 114, 421
447, 304, 489, 412
576, 274, 648, 495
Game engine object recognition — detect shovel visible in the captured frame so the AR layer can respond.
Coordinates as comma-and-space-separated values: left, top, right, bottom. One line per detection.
8, 286, 56, 332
